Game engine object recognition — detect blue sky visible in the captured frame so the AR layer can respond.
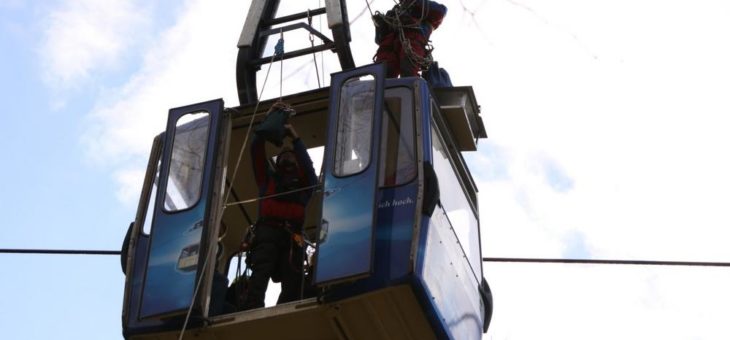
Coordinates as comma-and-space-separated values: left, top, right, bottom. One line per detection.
2, 0, 730, 339
0, 1, 168, 338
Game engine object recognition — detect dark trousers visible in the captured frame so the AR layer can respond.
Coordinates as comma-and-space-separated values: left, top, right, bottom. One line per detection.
242, 223, 304, 309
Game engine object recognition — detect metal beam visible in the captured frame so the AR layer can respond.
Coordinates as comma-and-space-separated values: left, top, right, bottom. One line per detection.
250, 43, 335, 66
259, 22, 333, 44
265, 7, 327, 26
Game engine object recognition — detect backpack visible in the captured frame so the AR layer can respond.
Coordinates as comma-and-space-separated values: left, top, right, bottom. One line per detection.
423, 61, 453, 88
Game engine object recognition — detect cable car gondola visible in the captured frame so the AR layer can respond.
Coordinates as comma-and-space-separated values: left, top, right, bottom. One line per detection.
121, 1, 491, 339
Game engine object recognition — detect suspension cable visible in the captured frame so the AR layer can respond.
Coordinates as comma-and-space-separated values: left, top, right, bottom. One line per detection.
0, 248, 120, 255
483, 257, 730, 267
4, 248, 730, 269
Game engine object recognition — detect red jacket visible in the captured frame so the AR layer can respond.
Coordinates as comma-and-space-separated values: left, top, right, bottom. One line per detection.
251, 135, 317, 225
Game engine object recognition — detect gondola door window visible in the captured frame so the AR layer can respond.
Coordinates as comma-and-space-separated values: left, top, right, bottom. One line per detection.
334, 76, 376, 176
164, 112, 210, 212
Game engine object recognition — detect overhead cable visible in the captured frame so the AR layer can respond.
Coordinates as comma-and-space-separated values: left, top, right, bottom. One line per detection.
483, 257, 730, 267
0, 248, 121, 255
5, 250, 730, 268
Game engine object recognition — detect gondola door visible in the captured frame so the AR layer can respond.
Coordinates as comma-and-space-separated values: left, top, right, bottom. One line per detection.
138, 99, 226, 319
314, 63, 386, 285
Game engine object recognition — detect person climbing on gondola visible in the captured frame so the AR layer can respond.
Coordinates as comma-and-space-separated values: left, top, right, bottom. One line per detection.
373, 0, 447, 78
241, 102, 318, 310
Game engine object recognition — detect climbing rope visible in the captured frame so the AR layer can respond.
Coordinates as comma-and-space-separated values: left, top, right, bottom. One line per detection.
225, 183, 322, 207
308, 10, 322, 88
178, 250, 211, 340
276, 29, 284, 100
177, 27, 287, 340
376, 0, 435, 72
177, 23, 340, 332
319, 0, 326, 86
222, 47, 281, 215
365, 0, 375, 17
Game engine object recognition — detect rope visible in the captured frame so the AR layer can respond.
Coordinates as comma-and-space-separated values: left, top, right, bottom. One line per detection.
351, 0, 377, 24
178, 250, 211, 340
318, 0, 325, 86
232, 246, 251, 311
377, 1, 435, 72
225, 183, 322, 207
308, 10, 321, 88
234, 251, 243, 309
365, 0, 374, 17
275, 29, 285, 101
222, 50, 280, 213
178, 26, 283, 340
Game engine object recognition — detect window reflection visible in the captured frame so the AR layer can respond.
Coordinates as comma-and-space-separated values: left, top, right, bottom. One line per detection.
379, 87, 416, 187
334, 76, 375, 176
164, 111, 210, 212
431, 122, 482, 279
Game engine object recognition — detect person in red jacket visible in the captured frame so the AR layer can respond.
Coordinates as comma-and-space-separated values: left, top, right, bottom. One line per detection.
374, 0, 447, 78
242, 106, 318, 310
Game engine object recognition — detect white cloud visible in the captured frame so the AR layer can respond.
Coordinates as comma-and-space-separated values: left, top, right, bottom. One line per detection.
452, 5, 730, 336
459, 0, 730, 264
80, 0, 251, 204
114, 168, 147, 207
40, 0, 151, 88
485, 263, 730, 339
